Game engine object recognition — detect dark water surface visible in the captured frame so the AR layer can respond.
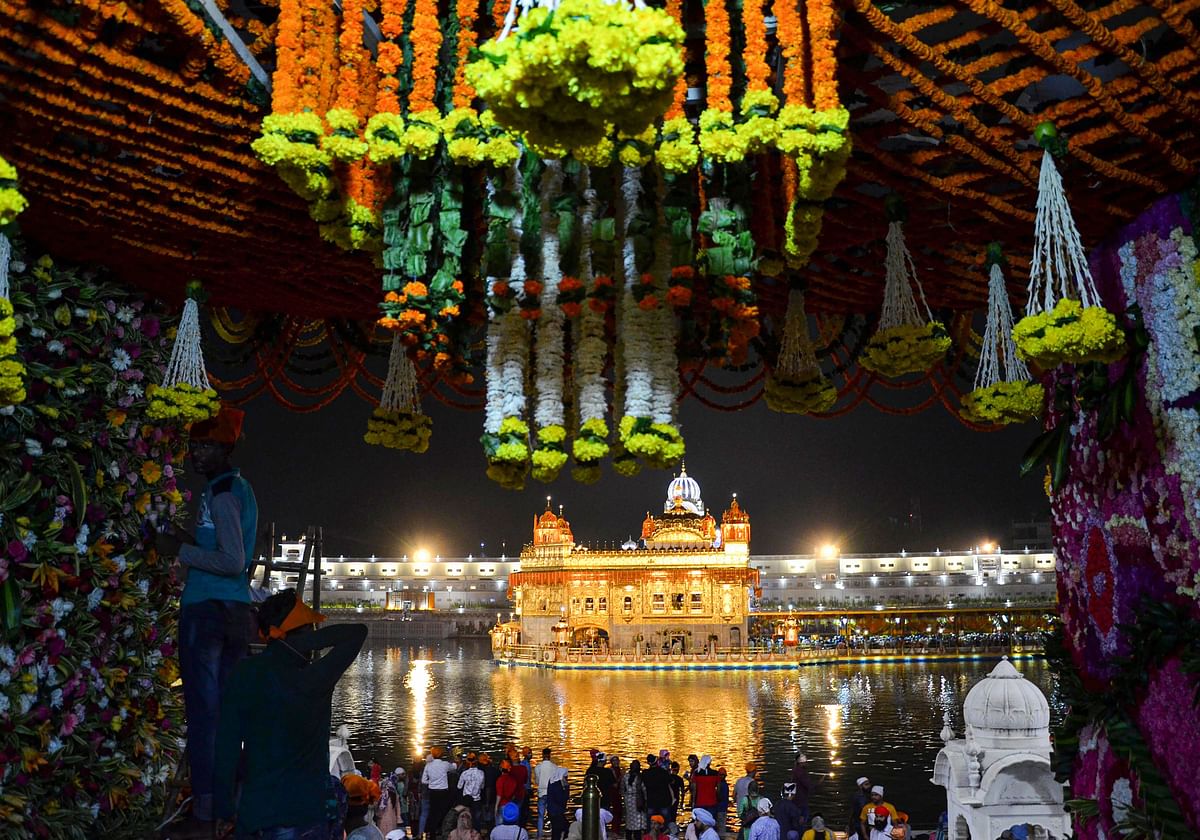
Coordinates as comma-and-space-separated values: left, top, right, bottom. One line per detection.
331, 639, 1062, 827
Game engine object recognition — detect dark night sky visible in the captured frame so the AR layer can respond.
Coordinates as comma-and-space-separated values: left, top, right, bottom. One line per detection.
215, 388, 1049, 559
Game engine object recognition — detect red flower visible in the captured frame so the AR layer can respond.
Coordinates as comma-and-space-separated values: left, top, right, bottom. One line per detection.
561, 302, 583, 318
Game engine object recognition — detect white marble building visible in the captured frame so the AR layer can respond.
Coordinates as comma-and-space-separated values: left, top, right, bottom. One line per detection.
932, 658, 1070, 840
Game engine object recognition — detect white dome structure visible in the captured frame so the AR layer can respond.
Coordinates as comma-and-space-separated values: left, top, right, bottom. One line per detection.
963, 657, 1052, 746
932, 657, 1068, 840
664, 464, 705, 516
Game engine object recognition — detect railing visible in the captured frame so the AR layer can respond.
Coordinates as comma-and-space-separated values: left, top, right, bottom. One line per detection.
493, 643, 1041, 665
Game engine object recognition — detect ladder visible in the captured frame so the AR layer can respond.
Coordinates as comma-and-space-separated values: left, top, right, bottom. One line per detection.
249, 523, 326, 610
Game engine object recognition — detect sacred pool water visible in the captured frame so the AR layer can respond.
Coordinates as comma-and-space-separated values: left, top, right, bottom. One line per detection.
332, 639, 1062, 828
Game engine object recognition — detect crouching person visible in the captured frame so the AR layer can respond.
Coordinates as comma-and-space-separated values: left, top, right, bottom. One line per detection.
214, 590, 368, 838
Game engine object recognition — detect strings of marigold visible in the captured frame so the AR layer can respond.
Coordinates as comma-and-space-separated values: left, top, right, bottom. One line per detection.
408, 0, 441, 114
376, 0, 406, 112
453, 0, 479, 107
774, 0, 808, 105
804, 0, 838, 110
297, 0, 337, 111
334, 0, 364, 110
492, 0, 511, 36
664, 0, 688, 119
704, 0, 732, 111
741, 0, 771, 93
847, 0, 1164, 189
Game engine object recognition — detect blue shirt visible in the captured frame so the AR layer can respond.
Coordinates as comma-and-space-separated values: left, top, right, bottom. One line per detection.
180, 468, 257, 606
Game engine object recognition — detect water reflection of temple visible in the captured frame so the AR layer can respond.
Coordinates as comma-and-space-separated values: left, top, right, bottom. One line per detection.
506, 467, 760, 653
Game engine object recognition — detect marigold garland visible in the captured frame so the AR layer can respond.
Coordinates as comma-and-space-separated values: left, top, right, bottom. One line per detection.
0, 156, 28, 226
1012, 299, 1126, 366
408, 0, 441, 115
453, 0, 479, 108
960, 380, 1044, 426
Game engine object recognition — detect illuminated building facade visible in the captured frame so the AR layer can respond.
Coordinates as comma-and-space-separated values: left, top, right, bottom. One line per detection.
508, 468, 760, 652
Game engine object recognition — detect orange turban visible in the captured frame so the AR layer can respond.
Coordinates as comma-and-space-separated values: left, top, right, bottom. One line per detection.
342, 774, 381, 806
431, 747, 445, 759
190, 403, 245, 445
262, 597, 326, 641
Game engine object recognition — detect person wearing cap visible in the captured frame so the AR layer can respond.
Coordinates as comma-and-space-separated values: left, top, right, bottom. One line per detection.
788, 755, 812, 824
213, 588, 367, 837
772, 784, 804, 840
546, 767, 570, 840
801, 816, 833, 840
459, 753, 487, 829
585, 751, 617, 809
693, 756, 719, 814
425, 747, 458, 840
858, 787, 896, 840
493, 802, 531, 840
848, 777, 872, 837
377, 767, 408, 836
155, 402, 258, 826
747, 797, 779, 840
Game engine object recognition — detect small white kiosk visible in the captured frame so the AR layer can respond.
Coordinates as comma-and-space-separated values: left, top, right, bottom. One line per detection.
932, 657, 1070, 840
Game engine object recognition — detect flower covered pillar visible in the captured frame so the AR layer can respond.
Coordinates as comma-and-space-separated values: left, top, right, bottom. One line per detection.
1045, 191, 1200, 839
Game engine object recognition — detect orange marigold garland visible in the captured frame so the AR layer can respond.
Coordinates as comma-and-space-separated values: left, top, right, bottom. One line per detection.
375, 0, 407, 113
408, 0, 441, 115
453, 0, 479, 108
272, 0, 302, 111
699, 0, 743, 162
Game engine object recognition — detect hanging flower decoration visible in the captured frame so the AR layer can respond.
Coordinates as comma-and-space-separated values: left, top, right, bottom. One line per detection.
0, 239, 188, 836
532, 161, 570, 483
765, 289, 838, 414
365, 335, 433, 451
467, 0, 685, 153
146, 281, 221, 424
961, 247, 1045, 425
0, 156, 28, 226
859, 209, 951, 377
571, 169, 611, 484
1012, 123, 1126, 367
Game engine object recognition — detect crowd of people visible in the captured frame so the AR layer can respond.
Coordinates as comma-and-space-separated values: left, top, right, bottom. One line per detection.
341, 750, 924, 840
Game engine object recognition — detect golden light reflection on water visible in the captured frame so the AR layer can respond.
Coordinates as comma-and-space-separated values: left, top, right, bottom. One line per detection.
331, 642, 1061, 823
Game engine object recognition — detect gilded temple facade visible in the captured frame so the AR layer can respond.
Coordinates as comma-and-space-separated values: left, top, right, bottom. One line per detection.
508, 468, 759, 652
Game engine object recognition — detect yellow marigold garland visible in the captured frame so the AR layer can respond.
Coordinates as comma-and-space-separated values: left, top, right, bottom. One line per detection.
764, 373, 838, 415
0, 156, 29, 226
859, 321, 952, 378
960, 380, 1044, 426
146, 382, 221, 424
1012, 298, 1126, 366
364, 408, 432, 452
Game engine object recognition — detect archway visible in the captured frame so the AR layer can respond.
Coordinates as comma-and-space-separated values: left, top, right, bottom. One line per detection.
572, 626, 609, 650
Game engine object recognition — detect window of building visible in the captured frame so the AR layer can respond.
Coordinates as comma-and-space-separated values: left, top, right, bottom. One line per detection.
571, 597, 580, 611
652, 593, 665, 613
671, 593, 685, 612
623, 596, 633, 613
690, 592, 703, 612
584, 597, 594, 613
598, 597, 608, 613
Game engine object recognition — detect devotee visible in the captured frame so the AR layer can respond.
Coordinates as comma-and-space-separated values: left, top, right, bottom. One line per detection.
848, 777, 872, 836
747, 799, 779, 840
440, 804, 475, 840
733, 764, 757, 810
692, 756, 719, 816
737, 782, 763, 840
521, 748, 535, 826
480, 752, 500, 831
858, 787, 897, 840
646, 814, 668, 840
376, 767, 408, 836
585, 751, 617, 808
772, 784, 805, 840
714, 768, 731, 839
688, 809, 720, 840
546, 767, 570, 840
459, 753, 487, 828
213, 589, 367, 837
684, 755, 700, 807
642, 753, 674, 830
448, 806, 483, 840
494, 803, 531, 840
345, 773, 386, 840
497, 758, 523, 821
788, 756, 812, 824
801, 816, 833, 840
567, 807, 614, 840
622, 760, 649, 840
424, 747, 457, 840
534, 748, 561, 840
610, 755, 626, 829
156, 403, 257, 827
510, 748, 531, 827
667, 762, 685, 832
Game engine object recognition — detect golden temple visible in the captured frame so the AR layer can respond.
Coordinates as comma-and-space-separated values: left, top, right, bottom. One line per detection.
506, 467, 759, 652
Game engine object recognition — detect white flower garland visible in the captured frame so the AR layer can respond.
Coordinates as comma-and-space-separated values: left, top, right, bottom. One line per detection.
619, 166, 653, 420
975, 262, 1031, 390
776, 289, 820, 380
533, 160, 566, 429
879, 220, 932, 330
1026, 151, 1103, 315
648, 168, 678, 426
575, 166, 608, 424
484, 163, 530, 435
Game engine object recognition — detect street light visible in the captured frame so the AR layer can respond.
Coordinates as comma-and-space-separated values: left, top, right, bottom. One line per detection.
414, 548, 431, 564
